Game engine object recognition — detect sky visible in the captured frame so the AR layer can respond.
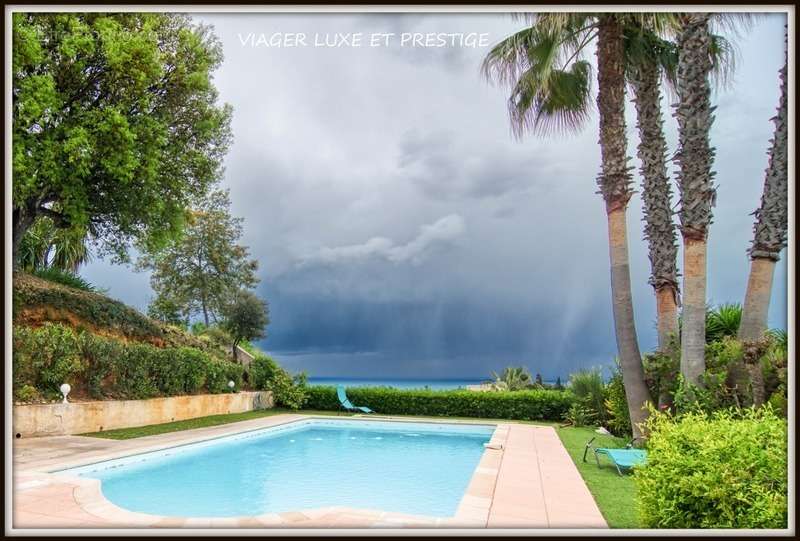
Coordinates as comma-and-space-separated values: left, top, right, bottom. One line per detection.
82, 12, 790, 380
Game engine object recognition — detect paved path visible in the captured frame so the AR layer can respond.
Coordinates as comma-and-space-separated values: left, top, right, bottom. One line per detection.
12, 414, 606, 530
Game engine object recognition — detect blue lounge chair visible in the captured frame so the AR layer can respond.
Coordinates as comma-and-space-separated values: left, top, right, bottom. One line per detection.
337, 386, 374, 414
583, 437, 647, 476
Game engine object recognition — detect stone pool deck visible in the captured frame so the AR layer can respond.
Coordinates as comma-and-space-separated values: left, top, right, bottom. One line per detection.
11, 413, 607, 530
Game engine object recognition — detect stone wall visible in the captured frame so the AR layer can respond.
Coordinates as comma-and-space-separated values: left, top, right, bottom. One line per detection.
13, 391, 273, 438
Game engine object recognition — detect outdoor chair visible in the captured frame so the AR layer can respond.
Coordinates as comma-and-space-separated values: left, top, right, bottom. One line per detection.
583, 436, 647, 476
337, 386, 374, 414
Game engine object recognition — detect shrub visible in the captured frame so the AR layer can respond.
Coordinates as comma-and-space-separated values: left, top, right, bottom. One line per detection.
13, 323, 245, 401
636, 407, 788, 528
32, 267, 98, 292
304, 386, 574, 421
568, 368, 608, 425
78, 332, 124, 399
705, 303, 742, 343
604, 367, 631, 437
250, 354, 307, 409
13, 322, 84, 399
15, 384, 40, 403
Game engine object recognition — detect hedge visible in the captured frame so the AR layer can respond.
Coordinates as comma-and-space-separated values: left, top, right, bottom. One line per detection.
636, 407, 788, 528
304, 386, 574, 421
13, 323, 243, 402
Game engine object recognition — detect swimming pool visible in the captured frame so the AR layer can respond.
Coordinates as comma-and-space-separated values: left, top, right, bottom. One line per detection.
60, 419, 495, 518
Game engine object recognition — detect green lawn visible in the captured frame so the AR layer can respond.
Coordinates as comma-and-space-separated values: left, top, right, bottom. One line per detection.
80, 409, 356, 439
555, 426, 640, 528
81, 409, 638, 527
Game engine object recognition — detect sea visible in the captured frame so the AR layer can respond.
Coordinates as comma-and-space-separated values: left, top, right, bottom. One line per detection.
306, 377, 558, 390
306, 377, 489, 391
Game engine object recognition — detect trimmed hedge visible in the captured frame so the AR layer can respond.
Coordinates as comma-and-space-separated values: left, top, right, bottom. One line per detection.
304, 386, 574, 421
636, 407, 788, 528
13, 323, 243, 402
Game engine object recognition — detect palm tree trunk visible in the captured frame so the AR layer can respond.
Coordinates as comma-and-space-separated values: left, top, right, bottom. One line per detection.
631, 61, 681, 351
656, 287, 680, 350
681, 238, 707, 385
674, 14, 716, 387
740, 257, 777, 341
597, 16, 651, 439
739, 32, 788, 342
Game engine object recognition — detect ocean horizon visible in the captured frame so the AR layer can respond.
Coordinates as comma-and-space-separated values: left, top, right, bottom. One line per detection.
306, 376, 558, 390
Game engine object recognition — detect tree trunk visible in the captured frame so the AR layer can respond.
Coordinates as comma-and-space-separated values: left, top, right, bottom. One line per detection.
680, 238, 707, 386
739, 257, 777, 341
12, 208, 36, 269
740, 31, 788, 341
596, 16, 651, 440
631, 60, 681, 353
655, 286, 680, 350
674, 14, 716, 387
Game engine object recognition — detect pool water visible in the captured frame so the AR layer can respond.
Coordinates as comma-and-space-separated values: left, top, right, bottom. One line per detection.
62, 419, 494, 518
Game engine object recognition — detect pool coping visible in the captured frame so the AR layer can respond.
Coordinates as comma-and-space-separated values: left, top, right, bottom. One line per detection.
12, 413, 607, 529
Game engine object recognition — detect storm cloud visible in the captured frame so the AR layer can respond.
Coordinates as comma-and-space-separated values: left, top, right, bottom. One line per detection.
82, 12, 789, 379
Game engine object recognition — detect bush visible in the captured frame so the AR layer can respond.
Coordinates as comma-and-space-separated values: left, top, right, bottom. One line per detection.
13, 323, 84, 399
604, 367, 631, 437
32, 267, 98, 292
15, 384, 40, 403
304, 386, 574, 421
13, 323, 245, 401
568, 368, 608, 425
636, 407, 788, 528
250, 354, 307, 409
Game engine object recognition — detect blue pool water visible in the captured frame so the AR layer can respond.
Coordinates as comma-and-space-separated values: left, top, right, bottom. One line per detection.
62, 419, 494, 518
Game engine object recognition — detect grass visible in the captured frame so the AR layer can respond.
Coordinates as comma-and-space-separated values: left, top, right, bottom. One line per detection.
81, 408, 638, 528
555, 425, 640, 529
80, 409, 356, 439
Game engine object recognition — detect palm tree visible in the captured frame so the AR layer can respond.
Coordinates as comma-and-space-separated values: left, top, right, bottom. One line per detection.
739, 28, 788, 342
490, 366, 533, 391
626, 28, 682, 353
672, 13, 718, 387
17, 216, 92, 272
482, 13, 670, 439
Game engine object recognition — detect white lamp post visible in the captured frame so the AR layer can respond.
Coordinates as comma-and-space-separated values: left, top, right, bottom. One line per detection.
228, 380, 235, 392
60, 383, 71, 404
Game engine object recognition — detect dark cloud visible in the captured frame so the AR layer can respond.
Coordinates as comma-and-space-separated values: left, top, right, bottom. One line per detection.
81, 12, 789, 380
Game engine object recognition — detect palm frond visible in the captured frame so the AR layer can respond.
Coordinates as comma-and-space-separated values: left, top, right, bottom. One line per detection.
509, 60, 594, 137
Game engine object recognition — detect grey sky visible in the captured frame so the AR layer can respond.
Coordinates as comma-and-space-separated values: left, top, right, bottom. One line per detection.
82, 12, 789, 379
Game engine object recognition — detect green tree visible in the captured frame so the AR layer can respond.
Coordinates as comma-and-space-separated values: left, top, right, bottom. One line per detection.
138, 189, 259, 326
221, 289, 269, 359
12, 13, 232, 266
739, 27, 788, 342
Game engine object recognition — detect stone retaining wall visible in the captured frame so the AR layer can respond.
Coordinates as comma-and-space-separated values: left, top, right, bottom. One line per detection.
13, 391, 273, 438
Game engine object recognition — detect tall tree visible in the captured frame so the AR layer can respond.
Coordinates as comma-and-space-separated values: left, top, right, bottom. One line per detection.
12, 13, 232, 266
673, 14, 717, 387
138, 190, 259, 325
739, 30, 788, 342
626, 30, 682, 352
482, 13, 668, 439
627, 26, 736, 355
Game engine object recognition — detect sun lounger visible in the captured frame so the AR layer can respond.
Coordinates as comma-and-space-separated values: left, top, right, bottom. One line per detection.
583, 436, 647, 475
337, 386, 374, 414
